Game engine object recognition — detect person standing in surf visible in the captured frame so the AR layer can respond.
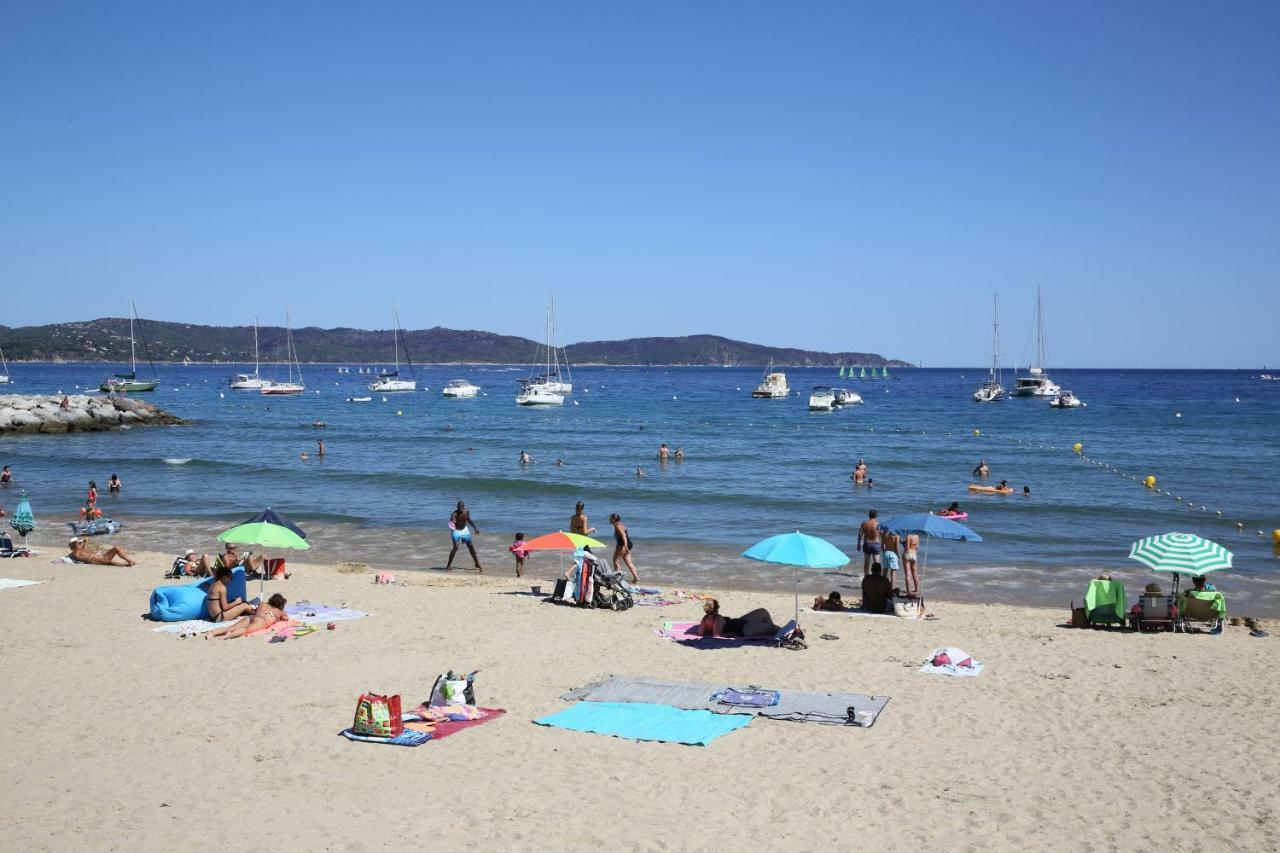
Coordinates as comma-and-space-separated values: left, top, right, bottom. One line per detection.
446, 500, 483, 573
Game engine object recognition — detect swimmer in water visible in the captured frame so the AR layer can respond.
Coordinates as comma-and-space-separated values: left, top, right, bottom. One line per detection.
998, 480, 1008, 491
635, 467, 646, 478
317, 438, 325, 457
519, 451, 533, 465
941, 501, 961, 515
973, 459, 990, 478
657, 443, 670, 461
1023, 485, 1031, 496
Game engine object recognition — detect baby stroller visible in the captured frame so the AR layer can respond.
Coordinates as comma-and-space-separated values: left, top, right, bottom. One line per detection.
592, 563, 634, 611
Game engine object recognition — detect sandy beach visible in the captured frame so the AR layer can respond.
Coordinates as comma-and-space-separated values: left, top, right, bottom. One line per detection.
0, 529, 1275, 853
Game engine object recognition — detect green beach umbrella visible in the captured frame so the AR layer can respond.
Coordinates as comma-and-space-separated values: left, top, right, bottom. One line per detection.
218, 521, 310, 550
1128, 532, 1232, 577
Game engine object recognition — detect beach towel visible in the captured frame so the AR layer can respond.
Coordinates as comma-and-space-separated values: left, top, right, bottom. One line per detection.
712, 688, 780, 708
152, 618, 232, 635
404, 707, 506, 740
802, 607, 896, 620
634, 597, 679, 607
563, 677, 890, 728
286, 602, 370, 623
1084, 579, 1126, 622
919, 647, 984, 678
534, 701, 752, 746
339, 728, 433, 747
0, 578, 39, 590
1183, 590, 1227, 619
656, 621, 774, 648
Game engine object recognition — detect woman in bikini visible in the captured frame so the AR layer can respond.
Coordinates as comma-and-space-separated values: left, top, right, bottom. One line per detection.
204, 565, 254, 622
205, 593, 288, 639
902, 532, 921, 598
699, 599, 779, 638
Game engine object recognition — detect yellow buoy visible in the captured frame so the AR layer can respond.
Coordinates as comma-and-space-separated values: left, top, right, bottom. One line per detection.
1273, 530, 1280, 545
1144, 475, 1156, 489
396, 410, 403, 416
973, 429, 981, 436
1073, 442, 1082, 454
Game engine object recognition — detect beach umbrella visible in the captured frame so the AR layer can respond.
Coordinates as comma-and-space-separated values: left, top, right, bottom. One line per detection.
236, 507, 307, 540
521, 531, 606, 551
877, 513, 983, 595
10, 491, 35, 553
742, 531, 850, 623
218, 510, 310, 596
1128, 531, 1232, 595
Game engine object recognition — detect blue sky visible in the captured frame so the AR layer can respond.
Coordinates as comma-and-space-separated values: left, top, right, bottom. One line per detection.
2, 2, 1277, 367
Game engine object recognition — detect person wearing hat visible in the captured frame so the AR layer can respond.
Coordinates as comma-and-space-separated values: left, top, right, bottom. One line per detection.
169, 549, 204, 578
67, 537, 136, 566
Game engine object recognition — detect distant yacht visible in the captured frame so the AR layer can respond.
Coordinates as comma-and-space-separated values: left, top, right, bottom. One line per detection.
229, 319, 269, 390
442, 379, 481, 398
1012, 287, 1060, 397
752, 360, 790, 398
517, 301, 567, 405
261, 303, 305, 395
368, 306, 417, 392
527, 297, 573, 394
973, 294, 1006, 403
100, 301, 159, 393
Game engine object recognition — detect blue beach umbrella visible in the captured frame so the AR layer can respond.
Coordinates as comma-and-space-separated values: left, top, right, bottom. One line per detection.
877, 513, 983, 595
743, 531, 850, 622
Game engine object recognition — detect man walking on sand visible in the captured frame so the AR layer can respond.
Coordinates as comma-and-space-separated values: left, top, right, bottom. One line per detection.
856, 509, 881, 575
446, 500, 483, 573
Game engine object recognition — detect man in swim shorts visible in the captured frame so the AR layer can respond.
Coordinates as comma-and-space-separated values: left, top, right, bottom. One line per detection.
446, 500, 483, 572
857, 509, 881, 575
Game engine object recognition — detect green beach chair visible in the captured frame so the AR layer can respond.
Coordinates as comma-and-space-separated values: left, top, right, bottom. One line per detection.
1084, 579, 1127, 628
1178, 591, 1226, 634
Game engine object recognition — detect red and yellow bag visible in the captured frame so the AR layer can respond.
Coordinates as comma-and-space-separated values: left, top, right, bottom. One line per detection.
352, 693, 403, 738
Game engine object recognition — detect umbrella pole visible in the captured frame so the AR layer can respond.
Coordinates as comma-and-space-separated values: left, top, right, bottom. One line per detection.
794, 564, 799, 625
921, 536, 931, 597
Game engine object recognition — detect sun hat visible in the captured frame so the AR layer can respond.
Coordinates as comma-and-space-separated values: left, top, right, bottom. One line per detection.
1144, 582, 1162, 595
184, 549, 196, 558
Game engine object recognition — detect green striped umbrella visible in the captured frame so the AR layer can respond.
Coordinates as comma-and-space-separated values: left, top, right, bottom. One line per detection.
1128, 532, 1232, 577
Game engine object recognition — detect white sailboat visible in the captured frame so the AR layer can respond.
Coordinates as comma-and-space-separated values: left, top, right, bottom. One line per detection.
261, 304, 305, 395
0, 347, 10, 384
972, 294, 1006, 403
517, 303, 565, 406
99, 301, 159, 392
1012, 287, 1060, 397
229, 319, 269, 389
528, 297, 573, 394
368, 306, 417, 392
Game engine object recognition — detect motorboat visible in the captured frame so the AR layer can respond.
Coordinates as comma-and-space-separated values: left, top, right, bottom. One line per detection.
516, 379, 564, 406
368, 306, 417, 392
100, 301, 159, 392
260, 302, 305, 395
229, 319, 269, 389
972, 294, 1006, 403
1049, 390, 1086, 408
752, 359, 790, 398
808, 386, 837, 411
834, 388, 862, 405
1012, 288, 1060, 397
442, 379, 481, 398
346, 396, 372, 403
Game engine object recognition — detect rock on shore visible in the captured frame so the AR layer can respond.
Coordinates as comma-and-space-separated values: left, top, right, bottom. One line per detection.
0, 395, 188, 435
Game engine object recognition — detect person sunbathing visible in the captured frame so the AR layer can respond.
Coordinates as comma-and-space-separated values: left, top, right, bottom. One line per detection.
699, 598, 779, 638
205, 593, 288, 639
67, 537, 136, 566
205, 565, 255, 623
812, 591, 848, 611
198, 543, 263, 577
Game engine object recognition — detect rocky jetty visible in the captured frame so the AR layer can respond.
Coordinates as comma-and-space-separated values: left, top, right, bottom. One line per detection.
0, 395, 188, 435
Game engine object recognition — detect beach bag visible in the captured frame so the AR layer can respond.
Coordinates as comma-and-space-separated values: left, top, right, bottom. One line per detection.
893, 596, 920, 619
352, 693, 403, 738
552, 578, 568, 601
429, 671, 477, 707
1070, 602, 1088, 628
265, 558, 287, 579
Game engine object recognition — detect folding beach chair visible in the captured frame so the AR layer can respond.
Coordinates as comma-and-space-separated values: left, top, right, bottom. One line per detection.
1129, 593, 1176, 632
1178, 593, 1226, 634
1084, 579, 1127, 628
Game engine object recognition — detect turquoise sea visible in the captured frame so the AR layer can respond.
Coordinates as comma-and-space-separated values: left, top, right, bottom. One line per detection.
2, 364, 1278, 614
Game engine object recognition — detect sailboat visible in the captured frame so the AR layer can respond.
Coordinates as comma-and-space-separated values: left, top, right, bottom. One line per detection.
1012, 287, 1061, 397
0, 347, 10, 384
261, 303, 305, 395
859, 366, 866, 379
517, 302, 566, 406
838, 365, 845, 378
972, 295, 1006, 403
534, 297, 573, 394
883, 365, 891, 379
99, 302, 159, 392
229, 319, 269, 389
368, 307, 417, 392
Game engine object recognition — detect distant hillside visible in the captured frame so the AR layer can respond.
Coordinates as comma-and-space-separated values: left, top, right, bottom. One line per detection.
0, 319, 911, 368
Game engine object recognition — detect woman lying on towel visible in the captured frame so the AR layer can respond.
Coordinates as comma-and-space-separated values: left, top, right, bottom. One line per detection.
204, 593, 288, 640
699, 599, 779, 638
812, 591, 848, 611
67, 537, 136, 566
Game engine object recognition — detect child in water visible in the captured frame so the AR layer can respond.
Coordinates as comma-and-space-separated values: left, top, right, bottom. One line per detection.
509, 532, 529, 578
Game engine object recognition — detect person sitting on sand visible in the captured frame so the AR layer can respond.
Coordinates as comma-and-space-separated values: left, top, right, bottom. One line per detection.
812, 591, 847, 611
861, 563, 893, 614
205, 593, 288, 640
199, 543, 262, 577
67, 537, 136, 566
205, 565, 255, 623
699, 599, 779, 638
973, 459, 989, 478
170, 549, 203, 577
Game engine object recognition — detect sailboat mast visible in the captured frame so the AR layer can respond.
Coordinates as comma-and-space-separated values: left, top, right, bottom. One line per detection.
129, 301, 137, 373
253, 318, 260, 377
992, 294, 1002, 384
549, 297, 560, 380
392, 306, 401, 373
1036, 286, 1046, 369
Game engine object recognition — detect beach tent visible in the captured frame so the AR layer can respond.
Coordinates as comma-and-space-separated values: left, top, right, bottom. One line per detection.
742, 531, 850, 623
877, 513, 982, 595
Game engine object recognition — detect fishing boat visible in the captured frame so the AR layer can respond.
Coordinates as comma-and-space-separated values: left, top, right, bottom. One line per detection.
99, 302, 159, 392
0, 347, 9, 384
442, 379, 481, 398
751, 359, 790, 398
1012, 287, 1061, 397
1049, 389, 1086, 408
972, 295, 1006, 403
261, 304, 305, 395
834, 388, 863, 405
368, 307, 417, 392
229, 319, 269, 390
808, 386, 837, 411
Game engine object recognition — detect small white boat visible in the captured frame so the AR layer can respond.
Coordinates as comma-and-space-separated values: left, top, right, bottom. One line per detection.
347, 396, 372, 403
972, 294, 1006, 403
752, 359, 790, 398
230, 319, 268, 389
1049, 390, 1086, 408
808, 386, 837, 411
442, 379, 480, 398
368, 307, 417, 392
516, 379, 564, 406
834, 388, 862, 405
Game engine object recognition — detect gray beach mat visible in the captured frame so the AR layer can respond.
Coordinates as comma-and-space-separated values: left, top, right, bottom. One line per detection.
562, 676, 890, 728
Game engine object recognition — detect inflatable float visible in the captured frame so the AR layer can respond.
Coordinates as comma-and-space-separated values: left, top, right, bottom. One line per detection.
938, 511, 969, 520
968, 484, 1013, 495
149, 567, 247, 622
67, 518, 122, 536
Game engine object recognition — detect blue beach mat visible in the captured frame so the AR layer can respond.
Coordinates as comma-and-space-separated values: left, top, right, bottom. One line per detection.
339, 728, 433, 747
534, 701, 752, 746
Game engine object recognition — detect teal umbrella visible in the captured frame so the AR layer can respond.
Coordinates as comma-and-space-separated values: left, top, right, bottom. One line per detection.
742, 531, 850, 623
10, 491, 35, 554
1129, 531, 1232, 596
